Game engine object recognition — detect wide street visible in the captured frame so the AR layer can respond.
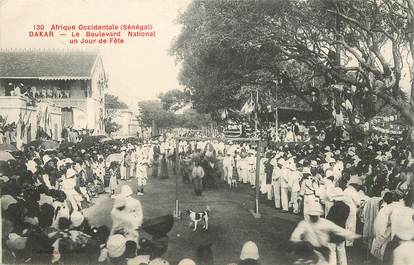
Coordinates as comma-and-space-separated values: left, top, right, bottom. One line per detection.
84, 169, 301, 265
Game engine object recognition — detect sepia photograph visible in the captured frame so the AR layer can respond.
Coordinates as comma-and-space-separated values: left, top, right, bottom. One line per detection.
0, 0, 414, 264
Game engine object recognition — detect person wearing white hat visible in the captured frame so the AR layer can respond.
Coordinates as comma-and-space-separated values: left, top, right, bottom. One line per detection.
343, 175, 366, 246
390, 192, 414, 241
106, 234, 127, 259
285, 127, 295, 142
108, 165, 119, 198
26, 160, 38, 174
61, 167, 83, 211
280, 158, 291, 212
270, 155, 283, 209
135, 148, 149, 195
322, 169, 336, 217
370, 190, 404, 261
290, 203, 360, 265
260, 152, 272, 198
119, 150, 127, 180
111, 185, 143, 243
282, 159, 300, 214
291, 160, 302, 214
239, 241, 259, 265
223, 151, 233, 185
1, 194, 17, 211
94, 157, 106, 185
6, 233, 28, 251
299, 161, 324, 221
379, 193, 414, 264
70, 211, 85, 228
326, 188, 351, 265
42, 154, 52, 165
238, 150, 249, 184
247, 150, 256, 187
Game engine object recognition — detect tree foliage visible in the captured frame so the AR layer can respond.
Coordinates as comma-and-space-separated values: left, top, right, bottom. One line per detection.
105, 94, 128, 110
138, 100, 176, 128
171, 0, 414, 127
158, 89, 190, 111
104, 118, 122, 135
137, 100, 213, 129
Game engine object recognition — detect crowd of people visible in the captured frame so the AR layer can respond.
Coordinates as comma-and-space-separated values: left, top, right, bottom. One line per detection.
0, 136, 161, 265
0, 132, 267, 265
272, 118, 333, 143
60, 127, 96, 143
1, 122, 413, 265
175, 126, 413, 265
6, 83, 71, 99
0, 121, 17, 145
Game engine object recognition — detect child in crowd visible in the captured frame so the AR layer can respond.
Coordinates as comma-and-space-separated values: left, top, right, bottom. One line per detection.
109, 163, 119, 198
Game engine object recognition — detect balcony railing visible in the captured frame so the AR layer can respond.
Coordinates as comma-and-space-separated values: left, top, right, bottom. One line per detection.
45, 98, 87, 110
0, 96, 30, 108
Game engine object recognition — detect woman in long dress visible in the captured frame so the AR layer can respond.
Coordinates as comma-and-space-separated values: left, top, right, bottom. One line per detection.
136, 149, 148, 195
120, 150, 127, 180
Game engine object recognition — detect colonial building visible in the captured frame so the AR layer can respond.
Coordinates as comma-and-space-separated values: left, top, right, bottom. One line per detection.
0, 49, 107, 144
106, 108, 140, 138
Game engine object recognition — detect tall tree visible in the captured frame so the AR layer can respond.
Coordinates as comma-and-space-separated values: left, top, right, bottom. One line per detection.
172, 0, 414, 136
137, 100, 213, 129
104, 94, 128, 109
138, 100, 176, 128
158, 89, 190, 111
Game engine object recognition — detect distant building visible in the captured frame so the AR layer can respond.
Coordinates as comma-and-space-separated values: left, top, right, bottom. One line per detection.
0, 49, 108, 144
106, 108, 140, 138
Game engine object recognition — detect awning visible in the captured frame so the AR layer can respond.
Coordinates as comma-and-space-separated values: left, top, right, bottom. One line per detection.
0, 76, 91, 80
38, 76, 91, 80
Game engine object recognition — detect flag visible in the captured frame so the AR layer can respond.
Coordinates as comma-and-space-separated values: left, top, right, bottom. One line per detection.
241, 97, 255, 114
221, 109, 228, 120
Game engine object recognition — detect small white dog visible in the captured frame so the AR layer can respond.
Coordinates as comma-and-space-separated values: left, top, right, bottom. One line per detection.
186, 206, 210, 231
229, 178, 238, 189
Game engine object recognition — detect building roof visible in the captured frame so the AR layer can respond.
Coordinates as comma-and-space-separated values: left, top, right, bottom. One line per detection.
0, 49, 100, 79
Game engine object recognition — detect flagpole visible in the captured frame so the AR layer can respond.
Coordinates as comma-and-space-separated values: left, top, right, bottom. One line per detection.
274, 80, 279, 141
275, 107, 278, 141
255, 88, 259, 137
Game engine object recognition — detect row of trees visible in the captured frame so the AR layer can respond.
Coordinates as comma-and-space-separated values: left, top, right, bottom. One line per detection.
104, 90, 213, 134
171, 0, 414, 134
104, 94, 126, 134
138, 99, 213, 129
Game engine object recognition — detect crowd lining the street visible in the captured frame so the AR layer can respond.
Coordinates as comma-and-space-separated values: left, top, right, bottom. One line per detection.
0, 134, 263, 265
1, 119, 413, 265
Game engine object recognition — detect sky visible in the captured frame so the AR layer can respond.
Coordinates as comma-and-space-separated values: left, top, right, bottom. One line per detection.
0, 0, 191, 108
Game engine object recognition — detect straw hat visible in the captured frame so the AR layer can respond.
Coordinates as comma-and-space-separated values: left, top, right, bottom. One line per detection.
107, 234, 127, 258
302, 167, 311, 175
240, 241, 259, 261
66, 168, 77, 178
310, 161, 318, 168
348, 175, 362, 186
70, 211, 84, 227
6, 233, 28, 250
177, 258, 196, 265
